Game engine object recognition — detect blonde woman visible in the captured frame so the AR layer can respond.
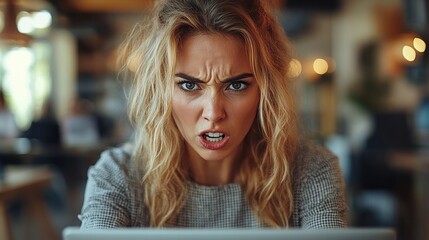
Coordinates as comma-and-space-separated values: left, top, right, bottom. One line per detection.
80, 0, 347, 228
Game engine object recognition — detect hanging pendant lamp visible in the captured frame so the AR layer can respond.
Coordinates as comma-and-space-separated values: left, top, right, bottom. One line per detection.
0, 0, 32, 46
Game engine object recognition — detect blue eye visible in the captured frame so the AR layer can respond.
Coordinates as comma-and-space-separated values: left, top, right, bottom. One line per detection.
178, 81, 200, 91
227, 81, 248, 91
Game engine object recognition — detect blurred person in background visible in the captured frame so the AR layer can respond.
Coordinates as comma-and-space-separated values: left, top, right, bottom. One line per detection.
0, 89, 19, 140
61, 99, 100, 149
79, 0, 348, 229
21, 101, 61, 149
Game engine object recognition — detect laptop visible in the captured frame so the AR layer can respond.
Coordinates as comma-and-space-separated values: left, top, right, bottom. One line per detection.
63, 227, 396, 240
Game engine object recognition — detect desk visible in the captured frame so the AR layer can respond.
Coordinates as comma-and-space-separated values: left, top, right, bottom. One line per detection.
390, 151, 429, 173
0, 166, 59, 240
389, 151, 429, 240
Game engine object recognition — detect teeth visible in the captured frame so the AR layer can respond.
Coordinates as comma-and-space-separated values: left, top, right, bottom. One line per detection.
204, 132, 224, 142
206, 132, 222, 137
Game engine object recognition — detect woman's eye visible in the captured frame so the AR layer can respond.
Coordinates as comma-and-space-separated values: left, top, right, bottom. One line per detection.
178, 81, 199, 91
227, 81, 248, 91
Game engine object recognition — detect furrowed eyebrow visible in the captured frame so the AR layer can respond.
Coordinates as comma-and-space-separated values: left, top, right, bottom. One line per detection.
175, 73, 205, 83
174, 72, 254, 83
221, 73, 254, 84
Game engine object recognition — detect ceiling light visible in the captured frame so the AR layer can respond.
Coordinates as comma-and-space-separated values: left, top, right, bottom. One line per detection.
0, 0, 32, 46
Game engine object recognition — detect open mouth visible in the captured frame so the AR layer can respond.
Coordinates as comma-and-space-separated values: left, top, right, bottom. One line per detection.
203, 132, 225, 142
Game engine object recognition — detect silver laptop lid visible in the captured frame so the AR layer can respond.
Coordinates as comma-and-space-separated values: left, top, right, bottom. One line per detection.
63, 227, 396, 240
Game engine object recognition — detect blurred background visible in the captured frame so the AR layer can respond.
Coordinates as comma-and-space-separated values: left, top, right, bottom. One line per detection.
0, 0, 427, 239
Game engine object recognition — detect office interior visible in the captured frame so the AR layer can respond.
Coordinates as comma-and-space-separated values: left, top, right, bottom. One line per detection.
0, 0, 427, 239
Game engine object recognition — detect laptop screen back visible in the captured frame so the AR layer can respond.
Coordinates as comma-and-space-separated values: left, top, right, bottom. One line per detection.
63, 227, 396, 240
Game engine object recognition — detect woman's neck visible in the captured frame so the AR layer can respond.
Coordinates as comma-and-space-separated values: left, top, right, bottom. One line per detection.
185, 149, 244, 186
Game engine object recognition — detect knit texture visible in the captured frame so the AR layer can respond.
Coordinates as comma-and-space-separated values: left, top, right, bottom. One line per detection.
79, 140, 348, 229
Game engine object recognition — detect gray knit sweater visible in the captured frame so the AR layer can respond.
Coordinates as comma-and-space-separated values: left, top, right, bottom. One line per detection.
79, 140, 348, 229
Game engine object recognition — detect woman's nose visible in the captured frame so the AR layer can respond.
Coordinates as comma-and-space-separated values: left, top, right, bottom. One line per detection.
201, 91, 226, 122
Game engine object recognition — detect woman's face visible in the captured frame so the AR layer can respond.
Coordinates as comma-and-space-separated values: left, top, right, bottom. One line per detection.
172, 33, 260, 163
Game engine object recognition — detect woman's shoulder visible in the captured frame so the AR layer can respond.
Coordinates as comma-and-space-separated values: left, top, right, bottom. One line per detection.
95, 142, 133, 166
90, 142, 139, 183
292, 138, 338, 178
291, 138, 348, 228
81, 142, 148, 228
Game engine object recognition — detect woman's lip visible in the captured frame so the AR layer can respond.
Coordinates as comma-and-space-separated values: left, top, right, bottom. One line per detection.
199, 135, 229, 150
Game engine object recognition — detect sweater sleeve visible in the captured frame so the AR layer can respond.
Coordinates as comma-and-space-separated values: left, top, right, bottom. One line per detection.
293, 142, 348, 228
79, 146, 134, 229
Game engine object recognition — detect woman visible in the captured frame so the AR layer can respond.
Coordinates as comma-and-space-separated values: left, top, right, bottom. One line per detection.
80, 0, 347, 229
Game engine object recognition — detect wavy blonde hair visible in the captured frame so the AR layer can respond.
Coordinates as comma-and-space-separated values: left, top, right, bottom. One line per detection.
119, 0, 298, 228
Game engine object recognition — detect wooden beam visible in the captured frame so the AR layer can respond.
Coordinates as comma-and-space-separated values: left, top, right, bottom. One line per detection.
66, 0, 154, 12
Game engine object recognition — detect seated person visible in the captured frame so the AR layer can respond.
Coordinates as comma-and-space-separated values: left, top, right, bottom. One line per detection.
21, 102, 61, 148
0, 90, 19, 140
79, 0, 348, 229
61, 99, 100, 148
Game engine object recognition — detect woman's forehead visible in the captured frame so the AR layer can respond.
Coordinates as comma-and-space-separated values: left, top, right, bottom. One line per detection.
174, 33, 252, 82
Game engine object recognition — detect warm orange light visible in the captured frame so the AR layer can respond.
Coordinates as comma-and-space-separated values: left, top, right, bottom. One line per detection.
402, 45, 416, 62
313, 58, 329, 75
413, 37, 426, 53
288, 58, 302, 78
